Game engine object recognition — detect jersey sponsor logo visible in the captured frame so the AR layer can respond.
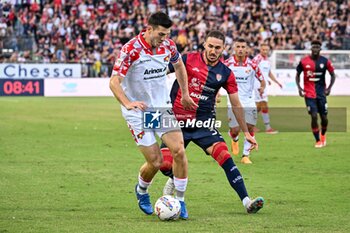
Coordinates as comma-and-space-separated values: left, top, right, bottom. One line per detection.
143, 67, 167, 80
235, 76, 248, 82
144, 67, 167, 75
190, 92, 209, 100
309, 78, 320, 81
306, 65, 311, 68
139, 59, 151, 63
192, 67, 200, 72
189, 77, 202, 91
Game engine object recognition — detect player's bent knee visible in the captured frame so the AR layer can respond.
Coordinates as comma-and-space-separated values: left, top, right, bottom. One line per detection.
211, 142, 231, 166
170, 146, 185, 159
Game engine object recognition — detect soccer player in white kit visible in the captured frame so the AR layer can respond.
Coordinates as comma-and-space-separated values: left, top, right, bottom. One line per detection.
225, 38, 266, 164
109, 12, 196, 218
253, 43, 283, 134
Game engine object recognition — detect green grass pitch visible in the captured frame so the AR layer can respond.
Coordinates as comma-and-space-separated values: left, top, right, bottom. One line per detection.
0, 96, 349, 233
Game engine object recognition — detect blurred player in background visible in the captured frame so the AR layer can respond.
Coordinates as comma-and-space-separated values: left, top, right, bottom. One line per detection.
109, 12, 196, 218
225, 38, 266, 164
160, 31, 264, 214
253, 43, 283, 134
296, 40, 336, 148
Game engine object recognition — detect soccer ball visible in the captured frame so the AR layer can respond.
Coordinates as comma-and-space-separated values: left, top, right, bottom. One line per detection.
154, 195, 181, 221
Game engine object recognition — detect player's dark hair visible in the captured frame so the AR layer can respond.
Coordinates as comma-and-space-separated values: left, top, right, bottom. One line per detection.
148, 12, 173, 29
205, 30, 226, 44
311, 40, 322, 46
236, 37, 247, 43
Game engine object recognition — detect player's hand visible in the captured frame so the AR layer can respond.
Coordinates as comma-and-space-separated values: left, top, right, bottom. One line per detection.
325, 88, 331, 96
245, 133, 258, 152
258, 87, 265, 96
216, 93, 222, 104
181, 94, 198, 110
278, 83, 283, 89
298, 88, 304, 97
125, 101, 147, 111
268, 80, 272, 85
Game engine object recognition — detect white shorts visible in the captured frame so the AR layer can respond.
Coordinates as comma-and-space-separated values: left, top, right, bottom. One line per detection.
255, 88, 268, 102
122, 107, 181, 146
227, 106, 257, 128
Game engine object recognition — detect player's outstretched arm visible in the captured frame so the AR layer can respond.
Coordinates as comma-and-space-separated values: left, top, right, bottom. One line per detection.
173, 60, 198, 110
228, 93, 258, 151
109, 74, 147, 110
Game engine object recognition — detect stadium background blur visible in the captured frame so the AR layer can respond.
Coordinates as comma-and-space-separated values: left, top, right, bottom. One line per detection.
0, 0, 349, 78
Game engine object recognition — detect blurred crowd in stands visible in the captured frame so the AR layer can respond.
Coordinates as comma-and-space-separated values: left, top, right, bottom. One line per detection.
0, 0, 349, 77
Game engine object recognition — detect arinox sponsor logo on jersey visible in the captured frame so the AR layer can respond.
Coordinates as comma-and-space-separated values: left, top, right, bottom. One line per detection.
235, 76, 249, 81
144, 67, 167, 75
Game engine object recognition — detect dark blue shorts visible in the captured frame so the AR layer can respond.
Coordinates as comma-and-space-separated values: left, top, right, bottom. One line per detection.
161, 127, 225, 154
305, 97, 328, 115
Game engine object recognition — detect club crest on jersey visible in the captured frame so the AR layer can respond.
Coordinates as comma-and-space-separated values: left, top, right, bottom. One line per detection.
320, 63, 324, 69
164, 55, 170, 62
137, 131, 145, 139
216, 74, 222, 81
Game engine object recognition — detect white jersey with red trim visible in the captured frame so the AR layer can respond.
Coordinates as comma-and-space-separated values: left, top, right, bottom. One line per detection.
224, 56, 263, 107
112, 30, 181, 115
253, 54, 271, 81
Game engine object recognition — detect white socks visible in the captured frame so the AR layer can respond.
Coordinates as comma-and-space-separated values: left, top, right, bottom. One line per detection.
137, 174, 152, 194
174, 177, 188, 201
262, 112, 271, 130
242, 196, 251, 209
243, 135, 255, 156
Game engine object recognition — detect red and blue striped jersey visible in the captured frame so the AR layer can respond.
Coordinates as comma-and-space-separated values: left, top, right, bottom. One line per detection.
296, 55, 334, 98
170, 52, 238, 121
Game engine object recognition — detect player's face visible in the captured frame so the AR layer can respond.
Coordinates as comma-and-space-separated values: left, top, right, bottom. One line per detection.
148, 25, 171, 48
311, 45, 321, 57
260, 45, 270, 57
204, 37, 224, 65
234, 42, 247, 58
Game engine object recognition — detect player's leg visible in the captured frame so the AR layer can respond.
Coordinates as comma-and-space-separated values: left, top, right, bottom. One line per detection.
318, 97, 328, 146
161, 130, 189, 219
254, 101, 262, 132
135, 133, 162, 215
261, 101, 278, 134
126, 120, 161, 215
228, 107, 240, 155
203, 137, 264, 214
241, 107, 257, 164
305, 98, 322, 147
241, 123, 255, 164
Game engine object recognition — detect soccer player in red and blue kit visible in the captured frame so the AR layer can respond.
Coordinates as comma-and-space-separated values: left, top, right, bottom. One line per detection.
296, 40, 336, 148
160, 31, 264, 216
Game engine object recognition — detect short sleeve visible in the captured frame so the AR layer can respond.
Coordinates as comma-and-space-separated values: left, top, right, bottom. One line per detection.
168, 39, 181, 64
326, 59, 335, 73
296, 61, 303, 74
112, 42, 139, 77
223, 71, 238, 94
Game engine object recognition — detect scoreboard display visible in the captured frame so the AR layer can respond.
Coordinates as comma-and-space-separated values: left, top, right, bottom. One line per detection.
0, 79, 44, 96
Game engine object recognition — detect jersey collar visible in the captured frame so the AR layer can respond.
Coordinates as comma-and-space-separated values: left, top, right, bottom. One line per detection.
137, 29, 152, 51
233, 55, 248, 65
